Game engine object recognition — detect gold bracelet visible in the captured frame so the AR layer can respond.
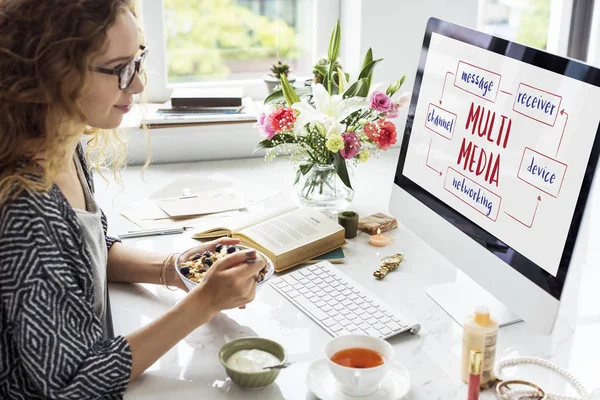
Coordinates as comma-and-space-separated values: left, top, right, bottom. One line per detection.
160, 252, 180, 291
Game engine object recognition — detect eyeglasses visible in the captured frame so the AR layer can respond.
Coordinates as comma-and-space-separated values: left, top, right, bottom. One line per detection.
92, 45, 148, 90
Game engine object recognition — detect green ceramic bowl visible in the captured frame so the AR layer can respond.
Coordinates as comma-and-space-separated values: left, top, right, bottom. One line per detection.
218, 337, 287, 389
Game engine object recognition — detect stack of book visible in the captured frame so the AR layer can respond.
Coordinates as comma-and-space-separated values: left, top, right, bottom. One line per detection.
141, 87, 257, 128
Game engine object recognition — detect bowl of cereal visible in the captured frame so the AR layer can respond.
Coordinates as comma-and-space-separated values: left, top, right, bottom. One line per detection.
175, 244, 274, 292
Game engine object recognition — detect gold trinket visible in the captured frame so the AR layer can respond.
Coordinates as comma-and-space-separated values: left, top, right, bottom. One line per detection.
373, 253, 404, 279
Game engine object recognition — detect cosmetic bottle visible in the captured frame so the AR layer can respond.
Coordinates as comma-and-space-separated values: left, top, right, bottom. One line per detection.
460, 306, 498, 385
467, 349, 482, 400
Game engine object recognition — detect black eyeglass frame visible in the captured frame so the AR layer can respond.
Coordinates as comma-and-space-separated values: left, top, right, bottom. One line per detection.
93, 45, 147, 90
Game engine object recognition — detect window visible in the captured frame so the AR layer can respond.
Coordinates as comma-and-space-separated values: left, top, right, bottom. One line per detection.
477, 0, 573, 56
140, 0, 340, 102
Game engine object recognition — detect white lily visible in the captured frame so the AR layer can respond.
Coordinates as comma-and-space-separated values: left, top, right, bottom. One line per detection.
292, 83, 367, 136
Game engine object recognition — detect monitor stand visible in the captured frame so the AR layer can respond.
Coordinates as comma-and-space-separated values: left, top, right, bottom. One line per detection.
426, 270, 522, 327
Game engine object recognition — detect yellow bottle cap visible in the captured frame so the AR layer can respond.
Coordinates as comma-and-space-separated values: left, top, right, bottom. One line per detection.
474, 305, 491, 325
469, 349, 483, 375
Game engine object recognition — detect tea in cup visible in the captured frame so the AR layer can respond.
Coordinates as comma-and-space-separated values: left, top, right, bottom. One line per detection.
325, 334, 394, 396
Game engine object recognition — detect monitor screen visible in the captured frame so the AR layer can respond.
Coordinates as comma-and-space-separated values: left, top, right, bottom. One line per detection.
395, 18, 600, 300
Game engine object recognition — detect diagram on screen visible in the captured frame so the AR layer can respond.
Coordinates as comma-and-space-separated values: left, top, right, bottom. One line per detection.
422, 59, 569, 228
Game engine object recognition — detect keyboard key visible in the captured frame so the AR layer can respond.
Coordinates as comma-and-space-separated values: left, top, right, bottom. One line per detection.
299, 269, 312, 277
305, 282, 316, 290
358, 322, 370, 330
348, 304, 359, 311
351, 316, 362, 324
341, 289, 352, 296
333, 304, 345, 311
348, 293, 358, 301
380, 327, 393, 336
386, 321, 401, 331
373, 322, 385, 331
286, 290, 300, 298
299, 288, 309, 295
366, 317, 378, 325
365, 328, 382, 338
333, 314, 345, 322
380, 316, 391, 324
293, 296, 328, 321
324, 277, 335, 284
322, 318, 337, 327
341, 299, 352, 307
340, 309, 351, 316
330, 324, 343, 332
340, 319, 352, 327
373, 311, 384, 319
314, 300, 326, 308
305, 292, 317, 300
337, 329, 352, 336
326, 309, 338, 317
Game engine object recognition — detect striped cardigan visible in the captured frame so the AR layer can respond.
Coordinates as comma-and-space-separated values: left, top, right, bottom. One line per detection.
0, 146, 131, 399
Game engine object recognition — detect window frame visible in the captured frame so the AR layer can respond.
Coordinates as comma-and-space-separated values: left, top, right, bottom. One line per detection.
139, 0, 341, 103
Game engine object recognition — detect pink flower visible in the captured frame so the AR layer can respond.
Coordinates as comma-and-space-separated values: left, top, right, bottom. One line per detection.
270, 106, 297, 132
340, 132, 361, 159
396, 92, 411, 108
255, 112, 277, 139
370, 91, 392, 112
385, 103, 399, 118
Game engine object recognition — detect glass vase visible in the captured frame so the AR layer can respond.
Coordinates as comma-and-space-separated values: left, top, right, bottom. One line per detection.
297, 163, 354, 214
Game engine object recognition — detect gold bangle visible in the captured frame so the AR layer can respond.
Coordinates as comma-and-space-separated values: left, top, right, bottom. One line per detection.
160, 252, 180, 291
496, 380, 546, 399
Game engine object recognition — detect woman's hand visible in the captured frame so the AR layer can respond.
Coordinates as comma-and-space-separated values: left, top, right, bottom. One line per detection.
165, 237, 241, 292
184, 246, 266, 325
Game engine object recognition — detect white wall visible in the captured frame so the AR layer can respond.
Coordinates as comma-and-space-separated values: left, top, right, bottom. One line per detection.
339, 0, 479, 135
124, 0, 479, 166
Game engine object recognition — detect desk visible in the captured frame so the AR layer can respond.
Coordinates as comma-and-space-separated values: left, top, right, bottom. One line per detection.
95, 150, 600, 399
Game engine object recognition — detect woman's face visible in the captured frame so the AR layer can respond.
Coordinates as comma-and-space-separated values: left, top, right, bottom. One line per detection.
80, 9, 144, 130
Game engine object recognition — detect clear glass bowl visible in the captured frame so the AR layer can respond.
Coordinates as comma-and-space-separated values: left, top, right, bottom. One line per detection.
174, 244, 274, 292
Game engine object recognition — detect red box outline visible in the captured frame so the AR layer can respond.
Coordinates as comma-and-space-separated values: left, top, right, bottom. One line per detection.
453, 60, 502, 103
424, 103, 457, 140
517, 147, 568, 198
512, 83, 563, 127
444, 167, 502, 222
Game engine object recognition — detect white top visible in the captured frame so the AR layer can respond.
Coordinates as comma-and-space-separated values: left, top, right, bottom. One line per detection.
73, 155, 108, 336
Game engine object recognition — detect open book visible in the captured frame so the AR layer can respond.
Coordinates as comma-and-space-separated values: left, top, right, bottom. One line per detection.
191, 206, 346, 272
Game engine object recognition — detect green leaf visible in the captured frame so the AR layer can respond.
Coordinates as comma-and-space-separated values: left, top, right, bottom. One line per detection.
358, 58, 382, 84
327, 20, 341, 63
333, 152, 352, 189
294, 169, 302, 185
361, 48, 373, 72
313, 65, 328, 78
300, 163, 314, 175
265, 86, 312, 105
280, 74, 301, 106
253, 140, 276, 153
343, 77, 369, 99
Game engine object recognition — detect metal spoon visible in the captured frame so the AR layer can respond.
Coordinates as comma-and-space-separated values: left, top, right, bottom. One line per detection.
262, 361, 294, 370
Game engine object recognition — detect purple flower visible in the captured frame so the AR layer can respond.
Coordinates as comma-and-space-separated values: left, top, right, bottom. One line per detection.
255, 112, 277, 139
370, 91, 392, 112
340, 132, 361, 159
385, 103, 399, 118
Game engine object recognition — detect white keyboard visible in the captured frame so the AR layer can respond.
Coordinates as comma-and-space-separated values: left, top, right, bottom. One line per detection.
270, 261, 421, 339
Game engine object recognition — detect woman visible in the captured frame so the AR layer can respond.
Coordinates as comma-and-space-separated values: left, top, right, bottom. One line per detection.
0, 1, 265, 399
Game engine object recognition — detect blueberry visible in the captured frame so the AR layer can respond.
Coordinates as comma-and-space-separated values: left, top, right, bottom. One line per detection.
179, 266, 190, 276
215, 244, 224, 253
202, 251, 211, 257
204, 258, 213, 267
191, 253, 201, 261
227, 246, 237, 254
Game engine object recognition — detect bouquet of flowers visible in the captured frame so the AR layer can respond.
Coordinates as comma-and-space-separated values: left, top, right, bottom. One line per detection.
255, 20, 410, 208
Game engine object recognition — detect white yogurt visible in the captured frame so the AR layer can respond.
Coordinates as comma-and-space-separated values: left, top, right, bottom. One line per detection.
226, 349, 281, 373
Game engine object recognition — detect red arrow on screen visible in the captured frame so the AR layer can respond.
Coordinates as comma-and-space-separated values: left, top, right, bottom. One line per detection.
504, 196, 542, 228
555, 109, 569, 157
426, 138, 442, 176
439, 71, 454, 105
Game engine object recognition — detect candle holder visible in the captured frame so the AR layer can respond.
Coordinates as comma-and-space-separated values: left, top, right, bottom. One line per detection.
338, 211, 359, 239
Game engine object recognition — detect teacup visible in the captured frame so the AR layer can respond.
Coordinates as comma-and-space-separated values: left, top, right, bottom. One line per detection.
325, 334, 394, 396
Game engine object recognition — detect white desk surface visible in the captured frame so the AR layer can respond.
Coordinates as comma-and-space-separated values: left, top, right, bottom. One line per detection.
94, 149, 600, 399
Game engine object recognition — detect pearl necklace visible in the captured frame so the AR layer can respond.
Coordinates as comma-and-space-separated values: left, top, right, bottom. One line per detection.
494, 357, 588, 400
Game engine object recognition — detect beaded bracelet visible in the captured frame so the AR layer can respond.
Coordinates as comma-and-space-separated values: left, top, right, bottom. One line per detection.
160, 252, 180, 291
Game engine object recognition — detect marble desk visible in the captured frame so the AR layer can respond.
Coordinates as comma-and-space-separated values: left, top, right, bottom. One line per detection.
94, 149, 600, 399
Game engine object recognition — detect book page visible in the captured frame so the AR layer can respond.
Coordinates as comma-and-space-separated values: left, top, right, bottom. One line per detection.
238, 207, 344, 256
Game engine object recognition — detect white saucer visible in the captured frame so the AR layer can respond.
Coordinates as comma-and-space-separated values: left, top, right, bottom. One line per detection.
306, 359, 410, 400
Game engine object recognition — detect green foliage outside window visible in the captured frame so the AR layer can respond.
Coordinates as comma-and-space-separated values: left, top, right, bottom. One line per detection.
516, 0, 551, 50
164, 0, 299, 82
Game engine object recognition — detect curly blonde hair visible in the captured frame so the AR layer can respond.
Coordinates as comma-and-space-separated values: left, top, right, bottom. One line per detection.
0, 0, 138, 205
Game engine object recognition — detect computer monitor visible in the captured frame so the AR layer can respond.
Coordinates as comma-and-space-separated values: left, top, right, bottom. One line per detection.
391, 17, 600, 334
